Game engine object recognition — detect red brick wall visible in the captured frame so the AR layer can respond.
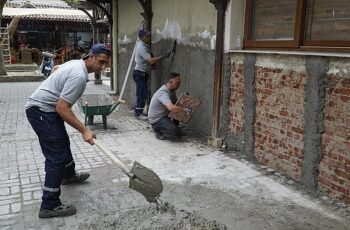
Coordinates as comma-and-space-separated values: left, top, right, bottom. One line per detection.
229, 61, 245, 134
319, 74, 350, 203
254, 68, 307, 180
228, 54, 350, 204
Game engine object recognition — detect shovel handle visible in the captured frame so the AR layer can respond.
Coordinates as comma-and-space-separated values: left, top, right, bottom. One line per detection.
93, 139, 131, 177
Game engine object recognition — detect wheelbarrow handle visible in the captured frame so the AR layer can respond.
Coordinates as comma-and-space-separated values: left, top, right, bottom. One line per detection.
93, 139, 133, 177
108, 99, 126, 115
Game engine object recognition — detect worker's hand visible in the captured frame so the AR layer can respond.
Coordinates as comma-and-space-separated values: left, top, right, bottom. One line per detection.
82, 129, 96, 145
161, 50, 172, 59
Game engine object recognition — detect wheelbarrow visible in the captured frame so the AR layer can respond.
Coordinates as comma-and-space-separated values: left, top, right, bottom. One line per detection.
77, 94, 121, 129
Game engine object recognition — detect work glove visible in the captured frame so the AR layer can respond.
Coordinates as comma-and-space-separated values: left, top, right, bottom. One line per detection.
161, 50, 172, 59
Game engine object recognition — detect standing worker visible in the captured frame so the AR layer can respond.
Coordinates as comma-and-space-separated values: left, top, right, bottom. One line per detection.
133, 29, 171, 119
25, 44, 111, 218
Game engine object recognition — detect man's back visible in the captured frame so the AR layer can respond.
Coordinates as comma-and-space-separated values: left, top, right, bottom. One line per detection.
148, 85, 177, 124
134, 41, 151, 73
26, 59, 88, 112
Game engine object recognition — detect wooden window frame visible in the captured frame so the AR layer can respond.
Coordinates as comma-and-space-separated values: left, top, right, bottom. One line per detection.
244, 0, 350, 51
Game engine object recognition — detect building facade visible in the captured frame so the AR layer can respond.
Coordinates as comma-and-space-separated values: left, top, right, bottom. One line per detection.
85, 0, 350, 204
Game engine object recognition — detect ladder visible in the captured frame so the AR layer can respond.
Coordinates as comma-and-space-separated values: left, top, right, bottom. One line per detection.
0, 26, 11, 65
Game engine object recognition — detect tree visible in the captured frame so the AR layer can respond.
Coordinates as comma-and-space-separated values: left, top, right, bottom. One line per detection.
0, 0, 7, 76
0, 1, 19, 76
64, 0, 80, 4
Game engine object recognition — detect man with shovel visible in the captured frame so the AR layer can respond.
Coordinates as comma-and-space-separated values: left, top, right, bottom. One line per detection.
133, 29, 172, 120
25, 44, 111, 218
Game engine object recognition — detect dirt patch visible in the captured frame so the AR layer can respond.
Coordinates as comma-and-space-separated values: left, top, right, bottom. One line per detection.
78, 203, 227, 230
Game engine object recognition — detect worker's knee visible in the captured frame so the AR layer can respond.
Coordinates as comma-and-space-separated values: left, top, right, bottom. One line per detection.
165, 125, 180, 137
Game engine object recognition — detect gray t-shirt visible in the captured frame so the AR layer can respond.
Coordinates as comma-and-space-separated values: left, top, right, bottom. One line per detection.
25, 59, 88, 112
148, 85, 177, 124
134, 40, 151, 73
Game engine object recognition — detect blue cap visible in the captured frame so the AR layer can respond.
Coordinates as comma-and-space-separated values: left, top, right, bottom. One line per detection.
138, 29, 151, 38
90, 43, 111, 56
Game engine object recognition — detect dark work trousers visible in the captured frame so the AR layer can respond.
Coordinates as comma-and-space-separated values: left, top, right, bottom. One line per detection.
26, 107, 76, 210
152, 116, 180, 138
133, 70, 149, 116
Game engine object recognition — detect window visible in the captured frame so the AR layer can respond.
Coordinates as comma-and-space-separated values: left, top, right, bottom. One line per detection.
244, 0, 350, 51
250, 1, 297, 41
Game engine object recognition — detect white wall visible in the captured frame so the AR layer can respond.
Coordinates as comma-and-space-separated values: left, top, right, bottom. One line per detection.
225, 0, 245, 51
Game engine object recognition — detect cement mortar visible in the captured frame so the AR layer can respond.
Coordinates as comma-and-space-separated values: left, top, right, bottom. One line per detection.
79, 204, 227, 230
243, 54, 257, 159
13, 163, 349, 229
301, 56, 328, 186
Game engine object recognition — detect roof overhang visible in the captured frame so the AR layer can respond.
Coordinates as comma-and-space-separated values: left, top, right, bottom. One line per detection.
3, 7, 91, 22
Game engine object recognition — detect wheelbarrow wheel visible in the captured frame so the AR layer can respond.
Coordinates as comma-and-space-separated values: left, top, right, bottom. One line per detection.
102, 115, 107, 129
87, 115, 94, 125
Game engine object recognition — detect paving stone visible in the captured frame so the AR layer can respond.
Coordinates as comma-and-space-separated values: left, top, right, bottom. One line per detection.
29, 176, 40, 184
21, 178, 31, 185
0, 204, 10, 215
10, 186, 20, 195
33, 191, 41, 200
0, 173, 9, 181
10, 203, 21, 213
22, 192, 32, 201
0, 188, 10, 196
22, 186, 41, 193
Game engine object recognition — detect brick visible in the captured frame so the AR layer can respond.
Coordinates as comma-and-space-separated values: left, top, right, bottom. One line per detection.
334, 169, 349, 180
340, 96, 350, 102
345, 164, 350, 173
291, 127, 303, 135
341, 79, 350, 88
280, 111, 288, 116
335, 88, 350, 96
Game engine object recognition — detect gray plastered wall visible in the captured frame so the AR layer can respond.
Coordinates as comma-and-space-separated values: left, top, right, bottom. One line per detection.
116, 0, 217, 136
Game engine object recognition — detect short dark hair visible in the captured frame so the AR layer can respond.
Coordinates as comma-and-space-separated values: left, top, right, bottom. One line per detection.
138, 29, 151, 38
167, 72, 180, 82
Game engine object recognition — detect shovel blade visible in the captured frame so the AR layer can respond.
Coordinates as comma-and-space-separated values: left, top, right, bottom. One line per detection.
129, 161, 163, 203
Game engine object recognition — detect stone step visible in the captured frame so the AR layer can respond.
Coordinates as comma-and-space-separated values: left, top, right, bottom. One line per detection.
5, 64, 39, 72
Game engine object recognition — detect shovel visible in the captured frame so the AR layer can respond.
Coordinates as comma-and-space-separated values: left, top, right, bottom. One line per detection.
93, 139, 163, 203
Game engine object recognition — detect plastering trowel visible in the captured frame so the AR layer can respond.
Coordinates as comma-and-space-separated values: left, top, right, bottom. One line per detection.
93, 139, 163, 203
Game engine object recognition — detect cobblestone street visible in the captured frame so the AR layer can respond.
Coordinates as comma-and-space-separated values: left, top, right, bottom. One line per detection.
0, 81, 349, 229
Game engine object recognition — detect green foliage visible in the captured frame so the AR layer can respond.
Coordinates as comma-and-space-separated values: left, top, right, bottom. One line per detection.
63, 0, 80, 4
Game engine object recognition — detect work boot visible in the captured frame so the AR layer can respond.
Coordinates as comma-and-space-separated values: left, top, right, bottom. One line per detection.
134, 114, 148, 121
177, 128, 188, 136
61, 172, 90, 185
39, 204, 76, 218
155, 133, 165, 140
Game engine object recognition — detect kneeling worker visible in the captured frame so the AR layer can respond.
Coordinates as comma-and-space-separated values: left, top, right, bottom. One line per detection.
148, 72, 187, 140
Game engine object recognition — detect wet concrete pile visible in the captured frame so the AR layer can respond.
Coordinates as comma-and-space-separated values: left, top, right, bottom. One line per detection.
78, 203, 227, 230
